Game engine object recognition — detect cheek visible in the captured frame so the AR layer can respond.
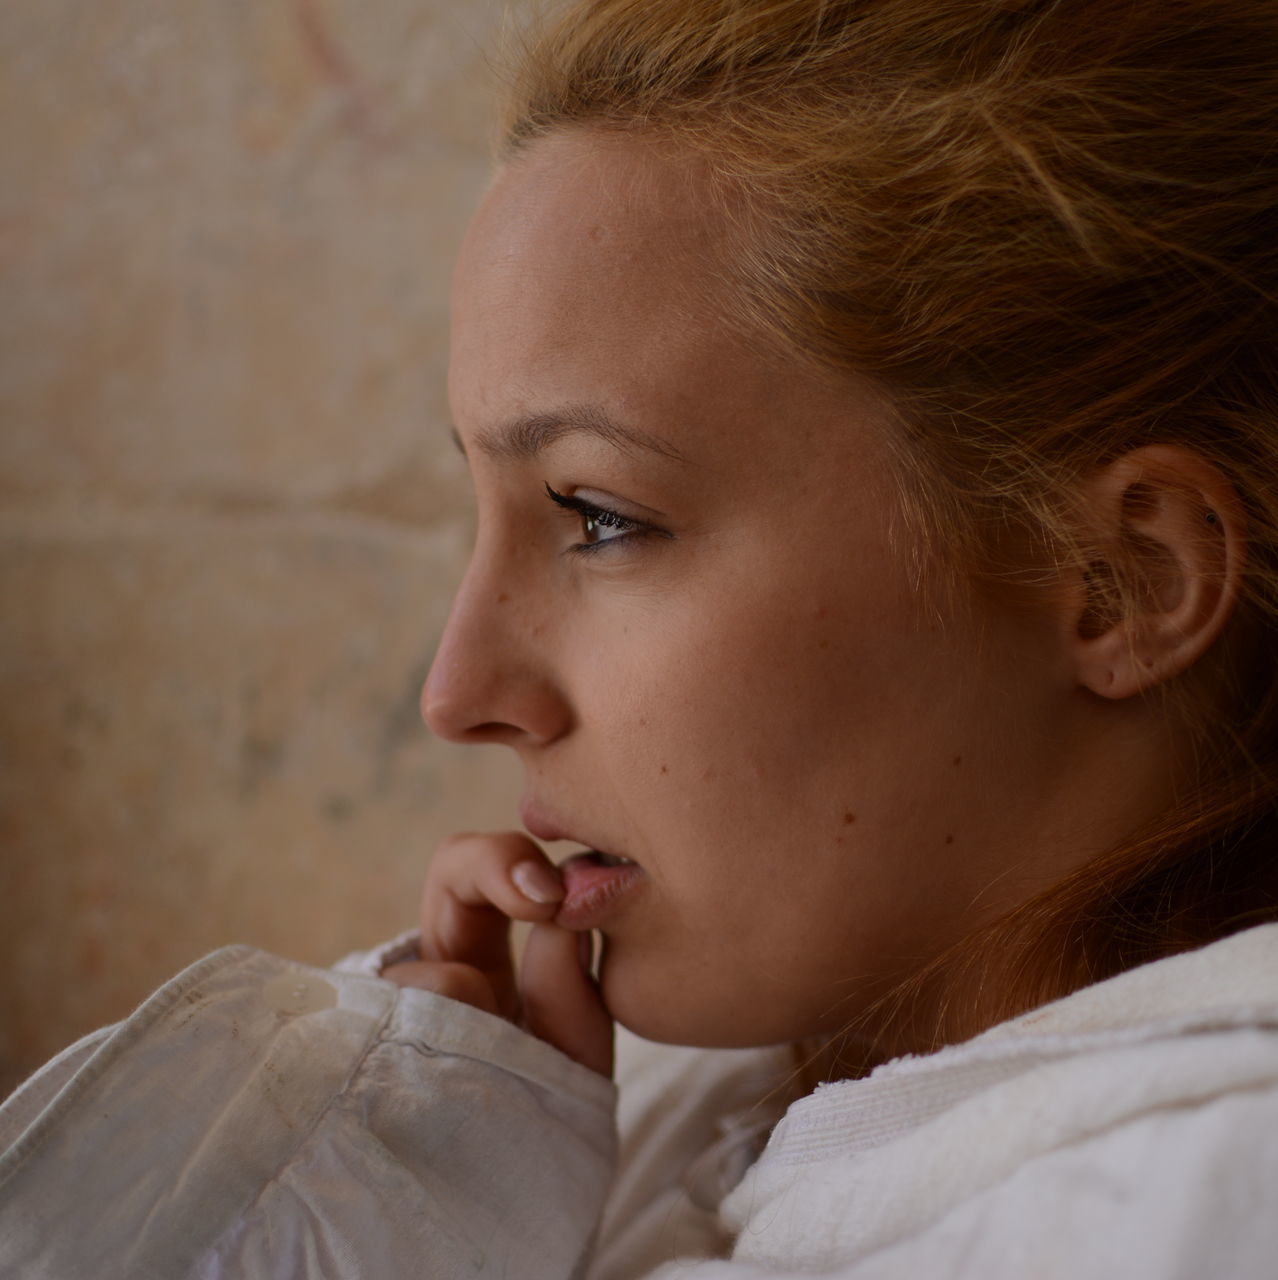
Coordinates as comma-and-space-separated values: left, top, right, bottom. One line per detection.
571, 576, 893, 827
644, 578, 913, 760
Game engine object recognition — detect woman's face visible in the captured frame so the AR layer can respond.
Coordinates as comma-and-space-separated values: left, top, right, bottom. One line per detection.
427, 132, 1073, 1048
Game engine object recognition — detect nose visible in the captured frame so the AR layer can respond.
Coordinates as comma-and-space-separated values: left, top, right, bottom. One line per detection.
420, 554, 572, 748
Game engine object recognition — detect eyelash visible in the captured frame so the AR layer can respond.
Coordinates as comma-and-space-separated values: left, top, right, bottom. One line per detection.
543, 483, 661, 555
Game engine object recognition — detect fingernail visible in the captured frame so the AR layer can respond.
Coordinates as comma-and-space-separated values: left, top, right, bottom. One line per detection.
511, 859, 563, 905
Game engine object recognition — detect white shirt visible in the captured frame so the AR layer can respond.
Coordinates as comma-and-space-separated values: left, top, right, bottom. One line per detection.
2, 926, 1276, 1278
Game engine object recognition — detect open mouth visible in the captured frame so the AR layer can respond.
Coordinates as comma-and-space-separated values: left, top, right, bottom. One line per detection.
519, 802, 644, 925
555, 849, 646, 929
581, 850, 636, 868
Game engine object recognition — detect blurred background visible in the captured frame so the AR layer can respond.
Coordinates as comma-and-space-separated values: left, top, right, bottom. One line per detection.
0, 0, 523, 1093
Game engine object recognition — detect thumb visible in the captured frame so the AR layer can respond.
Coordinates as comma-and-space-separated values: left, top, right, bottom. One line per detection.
519, 925, 614, 1077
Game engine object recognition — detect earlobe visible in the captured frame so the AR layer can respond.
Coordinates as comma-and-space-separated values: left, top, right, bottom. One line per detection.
1069, 445, 1245, 700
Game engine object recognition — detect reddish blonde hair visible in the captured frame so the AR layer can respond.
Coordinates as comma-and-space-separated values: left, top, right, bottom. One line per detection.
501, 0, 1278, 1050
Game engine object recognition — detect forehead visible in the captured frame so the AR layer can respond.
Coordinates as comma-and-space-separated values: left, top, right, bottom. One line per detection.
449, 132, 741, 415
447, 129, 900, 495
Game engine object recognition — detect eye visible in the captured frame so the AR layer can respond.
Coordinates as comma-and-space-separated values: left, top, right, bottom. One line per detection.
544, 484, 657, 555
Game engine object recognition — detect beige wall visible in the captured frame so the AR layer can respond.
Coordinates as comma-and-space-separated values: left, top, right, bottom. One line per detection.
0, 0, 523, 1092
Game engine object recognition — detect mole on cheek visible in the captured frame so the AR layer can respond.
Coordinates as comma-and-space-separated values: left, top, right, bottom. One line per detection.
497, 592, 509, 604
843, 812, 857, 825
660, 764, 669, 775
952, 755, 962, 766
945, 834, 955, 845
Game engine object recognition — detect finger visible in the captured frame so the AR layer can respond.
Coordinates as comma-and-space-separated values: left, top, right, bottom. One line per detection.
380, 960, 501, 1018
519, 925, 614, 1077
419, 832, 566, 1020
420, 832, 565, 972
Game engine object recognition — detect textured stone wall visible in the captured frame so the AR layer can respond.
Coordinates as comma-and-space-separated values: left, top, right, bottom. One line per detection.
0, 0, 522, 1091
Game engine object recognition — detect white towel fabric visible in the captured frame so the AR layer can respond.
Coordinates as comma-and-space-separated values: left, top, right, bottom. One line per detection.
1, 925, 1276, 1278
711, 923, 1278, 1279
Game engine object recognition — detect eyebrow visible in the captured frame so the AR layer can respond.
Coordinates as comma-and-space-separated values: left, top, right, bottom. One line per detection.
453, 404, 688, 465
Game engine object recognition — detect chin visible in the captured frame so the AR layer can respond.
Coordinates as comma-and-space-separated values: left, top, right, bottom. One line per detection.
598, 947, 805, 1049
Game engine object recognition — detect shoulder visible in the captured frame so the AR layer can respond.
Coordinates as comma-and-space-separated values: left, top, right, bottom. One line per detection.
849, 1035, 1278, 1279
723, 928, 1278, 1277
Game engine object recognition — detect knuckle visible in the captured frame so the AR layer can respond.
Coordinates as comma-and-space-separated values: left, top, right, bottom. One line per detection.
434, 831, 477, 859
433, 963, 497, 1010
431, 831, 540, 885
474, 830, 531, 861
385, 960, 494, 1010
430, 962, 472, 996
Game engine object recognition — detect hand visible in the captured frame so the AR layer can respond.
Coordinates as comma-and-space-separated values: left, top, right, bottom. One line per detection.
381, 832, 614, 1076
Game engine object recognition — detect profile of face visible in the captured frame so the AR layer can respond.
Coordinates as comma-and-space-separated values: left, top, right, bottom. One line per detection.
424, 132, 1134, 1049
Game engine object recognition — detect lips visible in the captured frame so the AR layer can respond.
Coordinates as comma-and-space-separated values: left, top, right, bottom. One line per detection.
555, 851, 646, 929
519, 799, 631, 862
519, 799, 645, 929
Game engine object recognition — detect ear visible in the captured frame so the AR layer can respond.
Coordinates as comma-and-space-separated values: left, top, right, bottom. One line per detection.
1069, 444, 1245, 700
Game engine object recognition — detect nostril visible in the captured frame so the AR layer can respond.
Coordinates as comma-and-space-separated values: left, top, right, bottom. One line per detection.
421, 677, 521, 744
424, 677, 572, 747
463, 721, 524, 745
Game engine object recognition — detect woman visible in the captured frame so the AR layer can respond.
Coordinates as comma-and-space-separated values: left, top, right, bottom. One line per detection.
3, 1, 1277, 1275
